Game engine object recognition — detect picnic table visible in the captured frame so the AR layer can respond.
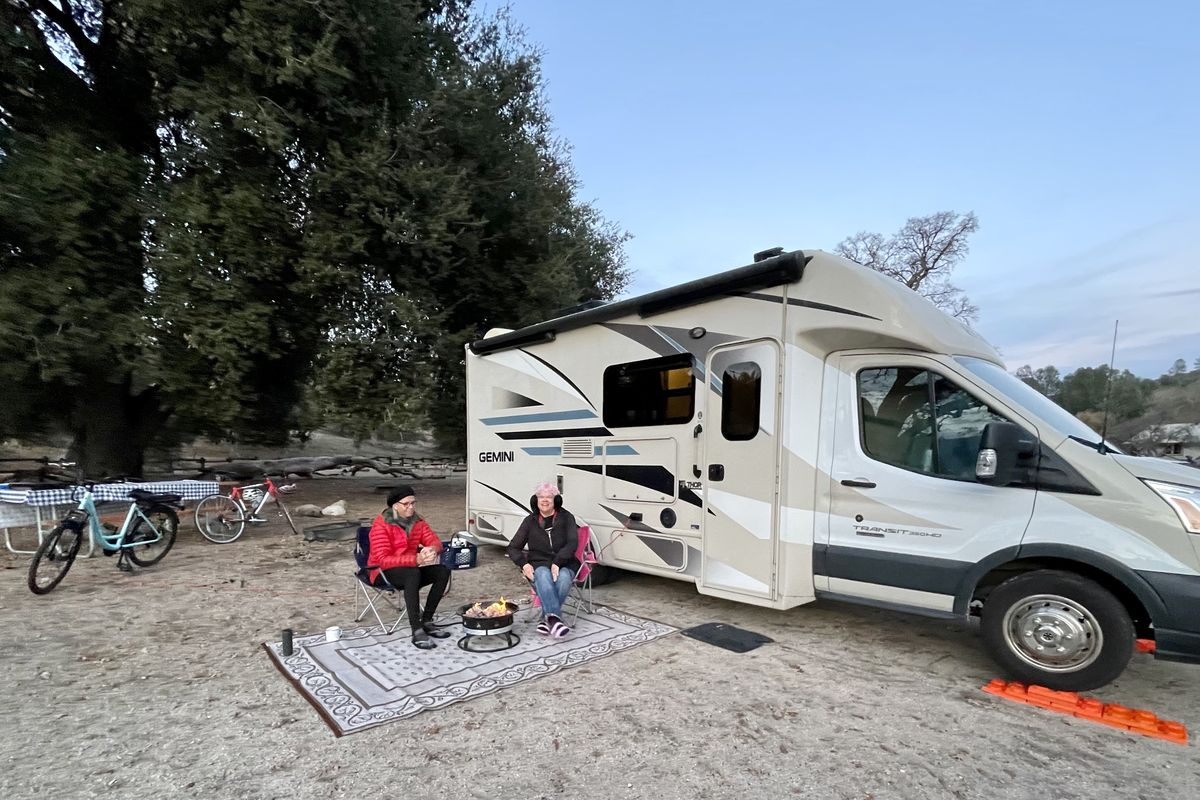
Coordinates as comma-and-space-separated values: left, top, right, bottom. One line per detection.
1, 480, 219, 556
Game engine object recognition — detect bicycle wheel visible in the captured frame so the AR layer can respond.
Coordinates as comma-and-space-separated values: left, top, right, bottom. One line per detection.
28, 523, 85, 595
127, 505, 179, 567
194, 494, 246, 543
275, 497, 300, 536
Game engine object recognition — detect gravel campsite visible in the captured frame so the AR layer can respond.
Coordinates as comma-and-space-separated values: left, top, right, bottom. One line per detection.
1, 475, 1197, 800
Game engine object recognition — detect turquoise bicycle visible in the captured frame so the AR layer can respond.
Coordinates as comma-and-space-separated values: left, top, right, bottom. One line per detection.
27, 487, 181, 594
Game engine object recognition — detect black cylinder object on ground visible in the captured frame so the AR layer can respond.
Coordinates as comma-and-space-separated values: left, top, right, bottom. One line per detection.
281, 628, 294, 656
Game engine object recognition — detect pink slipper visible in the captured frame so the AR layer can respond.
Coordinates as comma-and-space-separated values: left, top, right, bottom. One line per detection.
550, 620, 570, 638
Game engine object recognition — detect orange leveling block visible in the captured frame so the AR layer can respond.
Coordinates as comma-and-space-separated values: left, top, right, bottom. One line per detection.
982, 679, 1188, 745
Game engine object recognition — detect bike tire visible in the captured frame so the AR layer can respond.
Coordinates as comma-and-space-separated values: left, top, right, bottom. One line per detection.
127, 505, 179, 567
28, 522, 85, 595
194, 494, 246, 543
276, 498, 300, 536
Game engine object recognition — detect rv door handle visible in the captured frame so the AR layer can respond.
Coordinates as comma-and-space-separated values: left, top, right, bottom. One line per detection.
840, 478, 877, 489
708, 464, 725, 481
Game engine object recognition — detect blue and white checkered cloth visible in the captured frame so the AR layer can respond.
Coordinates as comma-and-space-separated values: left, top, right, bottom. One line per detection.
0, 480, 219, 507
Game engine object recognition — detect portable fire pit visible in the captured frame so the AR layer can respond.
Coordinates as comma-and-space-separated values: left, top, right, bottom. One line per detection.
458, 599, 521, 652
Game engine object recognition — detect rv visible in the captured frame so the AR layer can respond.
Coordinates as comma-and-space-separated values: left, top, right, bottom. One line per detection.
464, 248, 1200, 690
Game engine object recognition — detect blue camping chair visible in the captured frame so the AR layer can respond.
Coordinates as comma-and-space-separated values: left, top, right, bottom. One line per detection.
353, 524, 408, 634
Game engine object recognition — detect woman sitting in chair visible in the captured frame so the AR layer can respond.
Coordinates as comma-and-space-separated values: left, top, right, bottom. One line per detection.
506, 482, 579, 638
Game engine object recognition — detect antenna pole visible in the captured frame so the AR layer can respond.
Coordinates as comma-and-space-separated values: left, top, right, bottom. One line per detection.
1098, 320, 1119, 453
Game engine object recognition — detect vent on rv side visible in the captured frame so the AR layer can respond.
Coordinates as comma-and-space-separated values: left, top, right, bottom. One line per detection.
561, 438, 594, 459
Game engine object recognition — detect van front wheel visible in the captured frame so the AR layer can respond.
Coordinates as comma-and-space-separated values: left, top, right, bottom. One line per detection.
981, 569, 1133, 691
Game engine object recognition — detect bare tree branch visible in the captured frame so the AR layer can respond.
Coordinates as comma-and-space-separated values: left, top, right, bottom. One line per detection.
835, 211, 980, 324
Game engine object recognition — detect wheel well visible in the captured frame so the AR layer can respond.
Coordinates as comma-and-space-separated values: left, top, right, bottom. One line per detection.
970, 557, 1153, 637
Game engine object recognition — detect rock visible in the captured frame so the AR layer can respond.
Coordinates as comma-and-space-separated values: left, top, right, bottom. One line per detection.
321, 500, 348, 517
294, 504, 324, 517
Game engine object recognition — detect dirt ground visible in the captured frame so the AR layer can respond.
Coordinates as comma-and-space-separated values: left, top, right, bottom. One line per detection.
1, 476, 1197, 800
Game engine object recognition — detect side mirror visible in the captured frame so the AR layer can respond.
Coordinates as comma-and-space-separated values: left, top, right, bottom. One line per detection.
976, 422, 1037, 485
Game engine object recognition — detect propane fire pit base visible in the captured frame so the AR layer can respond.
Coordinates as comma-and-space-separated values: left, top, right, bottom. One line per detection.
457, 629, 521, 652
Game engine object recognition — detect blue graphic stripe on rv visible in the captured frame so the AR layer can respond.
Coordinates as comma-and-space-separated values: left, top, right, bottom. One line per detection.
521, 445, 639, 456
481, 409, 599, 426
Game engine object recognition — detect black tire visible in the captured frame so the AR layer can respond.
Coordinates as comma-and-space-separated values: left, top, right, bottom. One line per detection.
981, 569, 1134, 691
127, 505, 179, 567
194, 494, 246, 543
28, 523, 85, 595
588, 563, 616, 586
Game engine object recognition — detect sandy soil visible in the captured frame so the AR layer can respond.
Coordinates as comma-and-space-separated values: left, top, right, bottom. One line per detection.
1, 476, 1197, 800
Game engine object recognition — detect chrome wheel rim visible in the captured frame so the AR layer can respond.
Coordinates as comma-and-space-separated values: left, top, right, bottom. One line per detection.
1002, 593, 1102, 673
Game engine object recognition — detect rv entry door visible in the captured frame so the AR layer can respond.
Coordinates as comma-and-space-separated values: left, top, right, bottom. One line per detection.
699, 339, 780, 602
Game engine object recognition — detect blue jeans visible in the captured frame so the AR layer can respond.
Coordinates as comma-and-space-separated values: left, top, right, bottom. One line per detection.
532, 565, 575, 619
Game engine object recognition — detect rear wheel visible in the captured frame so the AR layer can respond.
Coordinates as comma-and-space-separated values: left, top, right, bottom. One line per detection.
127, 505, 179, 567
194, 495, 246, 543
28, 523, 85, 594
981, 569, 1134, 691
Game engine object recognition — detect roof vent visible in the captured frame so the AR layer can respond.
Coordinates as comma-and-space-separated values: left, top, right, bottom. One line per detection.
754, 247, 785, 263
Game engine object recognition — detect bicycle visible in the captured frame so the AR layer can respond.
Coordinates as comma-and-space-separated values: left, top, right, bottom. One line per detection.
27, 487, 181, 595
193, 478, 299, 543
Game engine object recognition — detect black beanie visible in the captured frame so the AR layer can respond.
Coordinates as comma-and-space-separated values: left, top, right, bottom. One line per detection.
386, 485, 416, 506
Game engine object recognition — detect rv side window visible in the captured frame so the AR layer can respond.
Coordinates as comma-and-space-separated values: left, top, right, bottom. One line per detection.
721, 361, 761, 440
603, 354, 695, 427
858, 367, 1009, 480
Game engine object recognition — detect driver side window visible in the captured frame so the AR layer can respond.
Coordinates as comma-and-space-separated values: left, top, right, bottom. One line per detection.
858, 367, 1009, 480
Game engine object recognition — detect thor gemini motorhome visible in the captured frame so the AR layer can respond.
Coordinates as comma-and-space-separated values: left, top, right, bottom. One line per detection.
464, 248, 1200, 690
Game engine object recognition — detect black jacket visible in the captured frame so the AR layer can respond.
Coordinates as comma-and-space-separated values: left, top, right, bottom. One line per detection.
506, 510, 579, 571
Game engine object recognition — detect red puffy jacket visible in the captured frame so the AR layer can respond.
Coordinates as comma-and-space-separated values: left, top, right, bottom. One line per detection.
367, 510, 443, 584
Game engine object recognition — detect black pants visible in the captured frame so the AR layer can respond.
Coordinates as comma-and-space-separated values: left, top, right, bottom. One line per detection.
378, 565, 450, 632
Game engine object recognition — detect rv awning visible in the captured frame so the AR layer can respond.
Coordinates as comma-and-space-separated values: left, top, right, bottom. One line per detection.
469, 249, 807, 355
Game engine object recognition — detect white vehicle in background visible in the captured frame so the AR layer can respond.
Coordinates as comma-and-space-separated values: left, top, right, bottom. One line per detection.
464, 248, 1200, 690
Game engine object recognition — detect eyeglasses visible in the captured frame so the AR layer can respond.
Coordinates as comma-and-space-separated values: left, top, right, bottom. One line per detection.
395, 499, 416, 507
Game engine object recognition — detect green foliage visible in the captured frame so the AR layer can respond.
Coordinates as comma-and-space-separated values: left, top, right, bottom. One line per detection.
1057, 366, 1153, 420
0, 1, 628, 472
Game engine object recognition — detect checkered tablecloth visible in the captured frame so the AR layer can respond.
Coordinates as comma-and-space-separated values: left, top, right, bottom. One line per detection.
0, 480, 219, 507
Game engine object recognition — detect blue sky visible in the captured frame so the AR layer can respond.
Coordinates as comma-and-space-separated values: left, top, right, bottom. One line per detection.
507, 1, 1199, 378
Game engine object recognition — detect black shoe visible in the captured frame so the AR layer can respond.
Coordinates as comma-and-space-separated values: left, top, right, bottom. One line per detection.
422, 622, 450, 639
411, 630, 437, 650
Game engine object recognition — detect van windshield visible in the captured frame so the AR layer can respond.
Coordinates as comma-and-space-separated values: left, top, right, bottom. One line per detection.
954, 356, 1124, 454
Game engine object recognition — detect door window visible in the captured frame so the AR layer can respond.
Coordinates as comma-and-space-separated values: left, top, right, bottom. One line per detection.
721, 361, 761, 440
858, 367, 1009, 480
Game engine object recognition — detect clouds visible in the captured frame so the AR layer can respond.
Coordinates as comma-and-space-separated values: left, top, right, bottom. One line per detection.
970, 216, 1200, 376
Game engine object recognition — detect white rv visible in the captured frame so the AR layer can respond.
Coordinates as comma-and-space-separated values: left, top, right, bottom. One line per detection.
464, 249, 1200, 690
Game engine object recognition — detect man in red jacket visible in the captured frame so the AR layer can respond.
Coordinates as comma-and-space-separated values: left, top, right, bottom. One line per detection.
368, 485, 451, 649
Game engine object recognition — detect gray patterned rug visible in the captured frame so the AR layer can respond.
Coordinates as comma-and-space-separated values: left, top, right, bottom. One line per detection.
263, 605, 677, 736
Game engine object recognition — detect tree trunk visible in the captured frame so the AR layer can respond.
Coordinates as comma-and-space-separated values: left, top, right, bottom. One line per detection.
67, 371, 163, 479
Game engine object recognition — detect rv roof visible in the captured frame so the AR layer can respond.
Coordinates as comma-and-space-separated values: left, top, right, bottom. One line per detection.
469, 249, 808, 355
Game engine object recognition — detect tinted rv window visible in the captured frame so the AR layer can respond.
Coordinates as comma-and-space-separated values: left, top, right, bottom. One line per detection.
721, 361, 761, 440
603, 354, 695, 427
858, 367, 1007, 480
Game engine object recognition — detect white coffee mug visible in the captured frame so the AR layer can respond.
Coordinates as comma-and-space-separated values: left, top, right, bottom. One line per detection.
325, 626, 342, 642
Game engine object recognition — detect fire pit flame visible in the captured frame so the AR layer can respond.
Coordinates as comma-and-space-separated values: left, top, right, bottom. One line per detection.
464, 596, 511, 619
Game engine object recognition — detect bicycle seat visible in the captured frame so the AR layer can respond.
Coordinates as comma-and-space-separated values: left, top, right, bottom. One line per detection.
128, 489, 183, 506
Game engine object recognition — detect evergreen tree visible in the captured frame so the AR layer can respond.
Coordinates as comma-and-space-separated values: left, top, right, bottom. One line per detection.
0, 1, 627, 472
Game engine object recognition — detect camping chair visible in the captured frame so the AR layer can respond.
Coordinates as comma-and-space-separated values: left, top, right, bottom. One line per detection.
563, 523, 598, 626
352, 524, 408, 634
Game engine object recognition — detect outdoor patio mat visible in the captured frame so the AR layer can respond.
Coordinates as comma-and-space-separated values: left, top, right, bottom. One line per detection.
679, 622, 774, 653
263, 605, 677, 736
